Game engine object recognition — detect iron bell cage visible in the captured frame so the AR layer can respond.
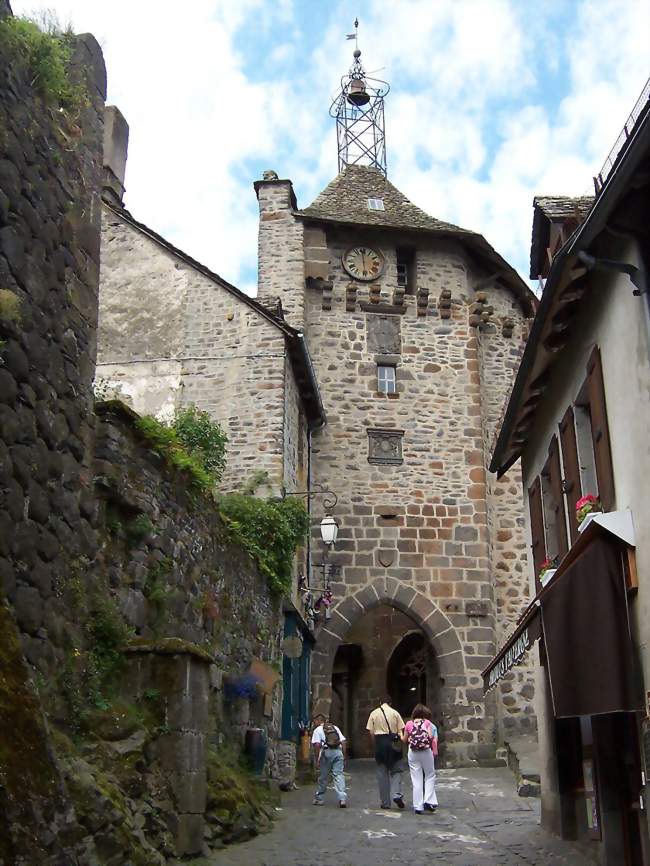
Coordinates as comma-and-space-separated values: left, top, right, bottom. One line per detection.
330, 48, 390, 177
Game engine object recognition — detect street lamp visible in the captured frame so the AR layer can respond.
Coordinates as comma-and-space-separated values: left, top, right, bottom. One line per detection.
320, 514, 338, 546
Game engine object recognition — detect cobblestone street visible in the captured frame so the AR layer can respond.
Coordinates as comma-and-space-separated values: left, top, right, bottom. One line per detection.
210, 761, 594, 866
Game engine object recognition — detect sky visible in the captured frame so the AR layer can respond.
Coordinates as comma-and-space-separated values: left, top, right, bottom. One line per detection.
12, 0, 650, 295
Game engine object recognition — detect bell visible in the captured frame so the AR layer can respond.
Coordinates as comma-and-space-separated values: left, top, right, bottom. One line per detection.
347, 77, 370, 107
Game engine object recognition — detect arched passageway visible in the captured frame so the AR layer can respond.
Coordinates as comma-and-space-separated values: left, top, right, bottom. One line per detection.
329, 604, 442, 757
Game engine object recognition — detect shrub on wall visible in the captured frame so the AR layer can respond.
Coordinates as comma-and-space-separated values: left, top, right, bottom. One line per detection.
133, 406, 227, 493
218, 495, 309, 596
0, 14, 85, 110
173, 406, 228, 485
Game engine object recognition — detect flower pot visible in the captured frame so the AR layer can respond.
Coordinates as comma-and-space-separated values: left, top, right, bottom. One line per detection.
578, 511, 599, 533
540, 568, 557, 587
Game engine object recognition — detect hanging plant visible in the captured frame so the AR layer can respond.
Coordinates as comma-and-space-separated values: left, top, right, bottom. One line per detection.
576, 494, 602, 526
539, 557, 559, 584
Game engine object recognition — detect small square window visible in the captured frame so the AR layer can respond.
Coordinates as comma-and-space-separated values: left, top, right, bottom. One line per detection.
377, 364, 396, 394
396, 247, 416, 295
367, 197, 385, 211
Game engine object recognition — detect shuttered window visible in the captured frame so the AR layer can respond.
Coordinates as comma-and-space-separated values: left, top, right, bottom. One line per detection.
558, 407, 582, 544
584, 346, 615, 511
543, 435, 569, 560
528, 477, 546, 591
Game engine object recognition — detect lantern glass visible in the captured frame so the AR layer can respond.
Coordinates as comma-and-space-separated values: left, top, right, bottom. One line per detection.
320, 514, 338, 546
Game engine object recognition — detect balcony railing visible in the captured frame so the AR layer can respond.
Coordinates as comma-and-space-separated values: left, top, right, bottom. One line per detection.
593, 75, 650, 195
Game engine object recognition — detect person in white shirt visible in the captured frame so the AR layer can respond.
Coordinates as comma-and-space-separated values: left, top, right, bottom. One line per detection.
311, 714, 347, 808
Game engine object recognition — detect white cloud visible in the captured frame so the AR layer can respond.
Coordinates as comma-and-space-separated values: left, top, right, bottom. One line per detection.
10, 0, 650, 291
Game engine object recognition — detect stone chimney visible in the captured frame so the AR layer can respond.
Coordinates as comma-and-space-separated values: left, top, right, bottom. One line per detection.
103, 105, 129, 205
254, 171, 305, 328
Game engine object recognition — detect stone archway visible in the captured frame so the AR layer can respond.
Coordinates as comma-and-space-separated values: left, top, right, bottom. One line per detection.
311, 577, 465, 718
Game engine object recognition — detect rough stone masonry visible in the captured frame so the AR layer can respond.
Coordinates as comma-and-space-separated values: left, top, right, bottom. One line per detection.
256, 165, 538, 765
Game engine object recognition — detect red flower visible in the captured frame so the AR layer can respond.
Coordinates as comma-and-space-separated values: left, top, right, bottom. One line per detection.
576, 494, 600, 511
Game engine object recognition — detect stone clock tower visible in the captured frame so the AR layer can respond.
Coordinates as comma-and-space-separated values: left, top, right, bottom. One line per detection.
255, 44, 537, 766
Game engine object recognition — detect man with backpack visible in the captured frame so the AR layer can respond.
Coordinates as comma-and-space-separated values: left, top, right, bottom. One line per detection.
365, 696, 406, 809
311, 713, 347, 808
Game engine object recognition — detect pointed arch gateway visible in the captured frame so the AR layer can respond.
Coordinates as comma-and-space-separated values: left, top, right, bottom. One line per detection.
311, 577, 465, 718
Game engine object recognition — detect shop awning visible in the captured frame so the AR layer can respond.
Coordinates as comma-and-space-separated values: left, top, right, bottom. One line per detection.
482, 512, 642, 717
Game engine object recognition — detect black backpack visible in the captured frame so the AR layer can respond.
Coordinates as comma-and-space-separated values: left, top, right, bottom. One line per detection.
323, 723, 341, 748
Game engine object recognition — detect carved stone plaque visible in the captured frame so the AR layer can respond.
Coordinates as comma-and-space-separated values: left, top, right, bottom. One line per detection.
366, 314, 401, 355
368, 429, 404, 465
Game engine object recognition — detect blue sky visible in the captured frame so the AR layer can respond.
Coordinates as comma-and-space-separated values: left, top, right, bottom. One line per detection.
12, 0, 650, 293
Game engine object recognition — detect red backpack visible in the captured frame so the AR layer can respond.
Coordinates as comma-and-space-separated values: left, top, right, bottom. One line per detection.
408, 719, 431, 751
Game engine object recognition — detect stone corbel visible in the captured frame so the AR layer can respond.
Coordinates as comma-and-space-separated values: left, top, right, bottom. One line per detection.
306, 276, 333, 311
346, 282, 357, 312
392, 283, 405, 307
469, 291, 489, 328
502, 317, 515, 338
416, 287, 429, 317
369, 282, 381, 305
438, 288, 452, 320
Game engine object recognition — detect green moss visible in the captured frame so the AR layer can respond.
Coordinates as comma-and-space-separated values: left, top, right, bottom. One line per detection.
206, 746, 278, 822
125, 513, 155, 546
0, 289, 22, 324
0, 602, 59, 818
124, 636, 214, 664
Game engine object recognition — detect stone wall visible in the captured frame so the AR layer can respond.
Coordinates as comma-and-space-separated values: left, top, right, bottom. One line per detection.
473, 279, 537, 739
0, 23, 106, 864
0, 28, 285, 862
98, 206, 299, 495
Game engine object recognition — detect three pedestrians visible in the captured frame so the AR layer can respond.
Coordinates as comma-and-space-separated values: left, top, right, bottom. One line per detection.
311, 701, 439, 816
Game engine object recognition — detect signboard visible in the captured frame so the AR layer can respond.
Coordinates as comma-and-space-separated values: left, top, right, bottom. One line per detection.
282, 635, 304, 659
485, 628, 530, 691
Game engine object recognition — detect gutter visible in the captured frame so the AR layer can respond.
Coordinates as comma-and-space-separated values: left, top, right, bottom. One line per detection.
287, 331, 327, 431
490, 103, 650, 476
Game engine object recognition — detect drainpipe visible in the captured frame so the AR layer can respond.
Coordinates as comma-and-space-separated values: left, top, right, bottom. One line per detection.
578, 235, 650, 348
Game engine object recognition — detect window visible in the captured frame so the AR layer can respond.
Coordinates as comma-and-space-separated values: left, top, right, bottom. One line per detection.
396, 247, 416, 295
377, 364, 396, 394
540, 436, 568, 563
558, 406, 583, 544
574, 405, 597, 499
528, 477, 546, 591
367, 197, 385, 211
528, 345, 615, 589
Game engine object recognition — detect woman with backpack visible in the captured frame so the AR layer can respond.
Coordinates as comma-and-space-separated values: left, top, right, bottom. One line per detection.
401, 703, 438, 815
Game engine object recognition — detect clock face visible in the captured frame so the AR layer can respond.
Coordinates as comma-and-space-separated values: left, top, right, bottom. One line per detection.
342, 246, 384, 281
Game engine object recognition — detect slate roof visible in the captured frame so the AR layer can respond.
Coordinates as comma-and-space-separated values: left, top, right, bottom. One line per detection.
529, 195, 594, 279
533, 195, 594, 221
297, 165, 537, 315
298, 164, 470, 235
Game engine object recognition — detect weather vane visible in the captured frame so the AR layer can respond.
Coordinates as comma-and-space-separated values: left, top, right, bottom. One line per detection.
346, 17, 359, 50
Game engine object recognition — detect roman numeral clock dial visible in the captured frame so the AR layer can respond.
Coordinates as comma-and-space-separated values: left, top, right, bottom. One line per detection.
342, 246, 385, 281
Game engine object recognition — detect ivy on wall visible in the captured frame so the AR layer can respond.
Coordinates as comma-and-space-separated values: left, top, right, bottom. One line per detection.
218, 495, 309, 597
